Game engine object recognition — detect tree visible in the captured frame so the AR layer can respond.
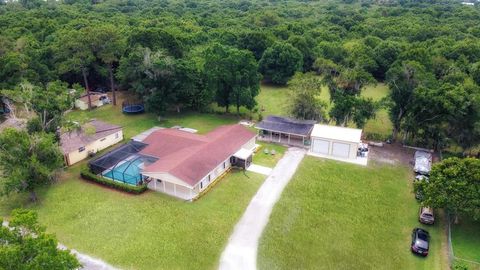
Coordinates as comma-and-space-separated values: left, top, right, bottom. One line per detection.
90, 25, 126, 106
238, 31, 273, 60
128, 27, 185, 58
288, 35, 315, 71
404, 81, 480, 151
117, 46, 212, 114
2, 81, 75, 131
52, 28, 95, 109
329, 92, 377, 128
204, 43, 261, 114
259, 42, 303, 85
385, 61, 435, 141
0, 128, 63, 202
0, 209, 80, 269
416, 157, 480, 222
471, 61, 480, 85
288, 73, 326, 121
373, 41, 402, 80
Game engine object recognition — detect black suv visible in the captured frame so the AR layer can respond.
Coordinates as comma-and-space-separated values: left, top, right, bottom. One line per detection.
411, 228, 430, 256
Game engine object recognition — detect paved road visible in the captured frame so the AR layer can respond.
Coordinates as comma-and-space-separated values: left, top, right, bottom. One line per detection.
3, 221, 118, 270
219, 147, 306, 270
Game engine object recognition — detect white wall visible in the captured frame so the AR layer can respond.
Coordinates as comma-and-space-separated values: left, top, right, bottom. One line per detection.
310, 136, 357, 160
197, 157, 231, 192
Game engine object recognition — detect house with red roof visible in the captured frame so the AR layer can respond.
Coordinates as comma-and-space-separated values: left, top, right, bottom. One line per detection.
89, 124, 257, 200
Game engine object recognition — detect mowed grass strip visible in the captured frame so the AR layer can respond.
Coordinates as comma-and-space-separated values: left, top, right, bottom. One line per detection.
258, 157, 447, 270
452, 216, 480, 269
1, 165, 265, 270
252, 142, 287, 168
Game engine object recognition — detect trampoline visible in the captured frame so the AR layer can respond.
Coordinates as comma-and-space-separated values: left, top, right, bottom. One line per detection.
122, 104, 145, 114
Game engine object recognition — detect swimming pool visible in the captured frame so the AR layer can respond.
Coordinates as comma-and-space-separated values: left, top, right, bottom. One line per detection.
102, 158, 143, 185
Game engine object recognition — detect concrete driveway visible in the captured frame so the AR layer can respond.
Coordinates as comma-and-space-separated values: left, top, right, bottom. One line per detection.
219, 147, 306, 270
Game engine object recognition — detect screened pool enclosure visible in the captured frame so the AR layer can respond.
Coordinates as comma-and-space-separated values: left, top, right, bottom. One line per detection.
88, 141, 158, 185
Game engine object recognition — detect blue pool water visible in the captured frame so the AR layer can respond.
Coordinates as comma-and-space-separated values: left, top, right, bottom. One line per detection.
102, 159, 143, 185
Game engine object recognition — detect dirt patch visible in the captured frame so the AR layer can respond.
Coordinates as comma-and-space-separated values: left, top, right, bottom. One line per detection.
368, 142, 416, 167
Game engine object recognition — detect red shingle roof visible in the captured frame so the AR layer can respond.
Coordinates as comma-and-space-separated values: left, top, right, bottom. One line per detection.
141, 124, 256, 186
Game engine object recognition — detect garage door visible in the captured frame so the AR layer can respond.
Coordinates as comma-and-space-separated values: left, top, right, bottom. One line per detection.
312, 139, 329, 154
332, 142, 350, 158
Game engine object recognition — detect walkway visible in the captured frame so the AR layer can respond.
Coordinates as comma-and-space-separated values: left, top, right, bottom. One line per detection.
247, 164, 272, 176
219, 147, 306, 270
2, 221, 118, 270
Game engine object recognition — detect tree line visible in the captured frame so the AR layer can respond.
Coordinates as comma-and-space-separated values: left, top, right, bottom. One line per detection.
1, 0, 479, 153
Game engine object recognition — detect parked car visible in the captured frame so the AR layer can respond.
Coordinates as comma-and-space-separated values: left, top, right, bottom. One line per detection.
414, 174, 429, 182
99, 95, 111, 104
411, 228, 430, 256
413, 174, 429, 200
414, 151, 432, 175
415, 188, 424, 201
419, 207, 435, 225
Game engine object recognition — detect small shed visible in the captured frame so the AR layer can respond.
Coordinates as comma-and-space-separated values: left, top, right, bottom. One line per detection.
75, 93, 109, 110
310, 124, 362, 160
255, 115, 315, 147
60, 120, 123, 166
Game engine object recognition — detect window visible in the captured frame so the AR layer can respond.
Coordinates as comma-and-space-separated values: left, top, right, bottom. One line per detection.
100, 138, 106, 142
200, 182, 203, 189
223, 162, 226, 169
78, 146, 85, 152
207, 175, 211, 183
115, 132, 119, 139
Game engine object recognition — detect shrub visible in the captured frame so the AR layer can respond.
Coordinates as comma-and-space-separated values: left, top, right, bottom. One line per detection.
363, 132, 389, 142
80, 168, 148, 194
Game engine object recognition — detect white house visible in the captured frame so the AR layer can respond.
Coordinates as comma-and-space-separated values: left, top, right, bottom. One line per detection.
89, 124, 257, 201
309, 124, 367, 165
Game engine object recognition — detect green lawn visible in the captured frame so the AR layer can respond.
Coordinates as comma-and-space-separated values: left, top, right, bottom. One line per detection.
452, 216, 480, 269
362, 83, 393, 138
256, 83, 291, 117
252, 142, 287, 168
0, 104, 268, 269
67, 104, 239, 139
258, 157, 448, 270
1, 164, 265, 270
256, 82, 331, 118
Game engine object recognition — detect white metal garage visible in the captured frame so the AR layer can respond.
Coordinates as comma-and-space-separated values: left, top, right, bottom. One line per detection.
309, 124, 366, 165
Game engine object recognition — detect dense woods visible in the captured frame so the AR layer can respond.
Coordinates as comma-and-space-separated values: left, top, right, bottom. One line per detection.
1, 0, 480, 153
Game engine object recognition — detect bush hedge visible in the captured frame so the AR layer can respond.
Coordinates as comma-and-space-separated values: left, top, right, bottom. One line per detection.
80, 169, 148, 194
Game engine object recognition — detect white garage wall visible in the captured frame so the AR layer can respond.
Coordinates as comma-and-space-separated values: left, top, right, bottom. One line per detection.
312, 139, 330, 154
332, 142, 350, 158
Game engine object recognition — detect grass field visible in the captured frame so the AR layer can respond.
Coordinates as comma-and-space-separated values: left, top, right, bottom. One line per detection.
258, 157, 448, 270
0, 164, 265, 270
67, 103, 239, 138
0, 103, 269, 270
252, 142, 287, 168
452, 217, 480, 269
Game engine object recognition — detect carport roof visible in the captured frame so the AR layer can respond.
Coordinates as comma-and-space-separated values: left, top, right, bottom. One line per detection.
255, 115, 315, 136
311, 124, 362, 143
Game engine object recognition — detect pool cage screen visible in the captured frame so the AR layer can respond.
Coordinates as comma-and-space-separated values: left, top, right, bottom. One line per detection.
88, 141, 158, 185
